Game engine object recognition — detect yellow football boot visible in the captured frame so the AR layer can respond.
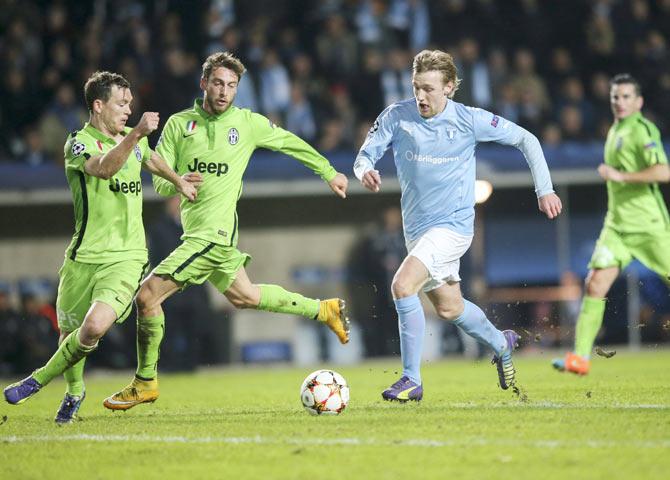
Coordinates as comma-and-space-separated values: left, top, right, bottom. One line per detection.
317, 298, 351, 344
103, 377, 159, 411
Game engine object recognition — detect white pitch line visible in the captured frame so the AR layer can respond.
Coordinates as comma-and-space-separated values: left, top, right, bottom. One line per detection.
444, 402, 670, 410
1, 434, 669, 449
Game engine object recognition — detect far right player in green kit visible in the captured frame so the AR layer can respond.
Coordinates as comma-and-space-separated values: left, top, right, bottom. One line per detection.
103, 52, 351, 410
553, 74, 670, 375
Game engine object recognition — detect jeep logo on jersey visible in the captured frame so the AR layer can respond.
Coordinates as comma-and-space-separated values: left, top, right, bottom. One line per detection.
228, 128, 239, 145
187, 157, 229, 176
109, 179, 142, 195
134, 145, 142, 161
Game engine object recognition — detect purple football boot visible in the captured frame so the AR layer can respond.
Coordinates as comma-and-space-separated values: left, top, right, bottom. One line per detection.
4, 376, 43, 405
381, 376, 423, 402
55, 391, 86, 424
491, 330, 520, 390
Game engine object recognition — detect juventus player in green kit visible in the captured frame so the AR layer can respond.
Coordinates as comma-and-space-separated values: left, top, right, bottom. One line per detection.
553, 74, 670, 375
103, 52, 350, 410
3, 71, 197, 423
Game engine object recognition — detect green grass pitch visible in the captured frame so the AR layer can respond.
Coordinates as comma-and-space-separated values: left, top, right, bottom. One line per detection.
1, 350, 668, 480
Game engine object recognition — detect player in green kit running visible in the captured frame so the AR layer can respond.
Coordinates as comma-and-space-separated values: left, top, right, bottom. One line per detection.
103, 52, 350, 410
553, 74, 670, 375
3, 71, 198, 423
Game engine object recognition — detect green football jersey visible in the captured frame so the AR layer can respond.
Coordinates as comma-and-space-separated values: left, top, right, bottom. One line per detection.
603, 112, 669, 233
154, 99, 337, 246
63, 122, 150, 263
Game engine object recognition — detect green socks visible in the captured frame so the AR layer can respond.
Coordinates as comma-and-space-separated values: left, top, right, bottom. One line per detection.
33, 328, 96, 387
136, 313, 165, 380
257, 284, 320, 318
574, 296, 607, 358
63, 358, 86, 397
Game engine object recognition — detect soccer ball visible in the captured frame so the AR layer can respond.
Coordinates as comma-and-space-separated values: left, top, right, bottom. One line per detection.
300, 369, 349, 415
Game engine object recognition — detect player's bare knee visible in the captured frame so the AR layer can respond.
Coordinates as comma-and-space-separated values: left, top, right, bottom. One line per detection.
136, 286, 159, 314
391, 277, 414, 299
79, 320, 106, 345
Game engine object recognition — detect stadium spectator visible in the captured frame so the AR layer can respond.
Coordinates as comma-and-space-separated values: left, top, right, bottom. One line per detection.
350, 49, 385, 122
455, 37, 491, 109
509, 49, 551, 114
487, 48, 510, 102
19, 127, 50, 166
1, 0, 669, 164
39, 83, 87, 162
0, 285, 21, 376
286, 84, 317, 142
315, 14, 358, 81
380, 48, 413, 107
259, 49, 291, 119
556, 77, 595, 135
546, 47, 578, 99
347, 206, 406, 358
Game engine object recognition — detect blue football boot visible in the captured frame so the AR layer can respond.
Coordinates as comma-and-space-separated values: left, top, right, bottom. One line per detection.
3, 376, 43, 405
381, 376, 423, 402
55, 391, 86, 424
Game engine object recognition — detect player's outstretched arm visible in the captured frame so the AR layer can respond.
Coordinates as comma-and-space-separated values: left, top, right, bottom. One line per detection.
597, 163, 670, 184
328, 172, 348, 199
538, 192, 562, 219
144, 151, 198, 202
85, 112, 159, 179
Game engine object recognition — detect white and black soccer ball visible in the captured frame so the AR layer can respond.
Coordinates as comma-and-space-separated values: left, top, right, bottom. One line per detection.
300, 369, 349, 416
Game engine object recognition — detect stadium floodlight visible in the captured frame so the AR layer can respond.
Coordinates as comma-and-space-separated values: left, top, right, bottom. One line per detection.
475, 179, 493, 204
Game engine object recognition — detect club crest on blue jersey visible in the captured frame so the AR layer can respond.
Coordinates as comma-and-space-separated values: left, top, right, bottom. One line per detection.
446, 128, 457, 140
228, 127, 239, 145
134, 144, 142, 161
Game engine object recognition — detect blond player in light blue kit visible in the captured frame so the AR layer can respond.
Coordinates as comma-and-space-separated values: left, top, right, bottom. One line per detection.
355, 50, 563, 401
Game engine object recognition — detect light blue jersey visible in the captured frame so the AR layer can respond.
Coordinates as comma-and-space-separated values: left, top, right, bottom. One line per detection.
354, 98, 554, 241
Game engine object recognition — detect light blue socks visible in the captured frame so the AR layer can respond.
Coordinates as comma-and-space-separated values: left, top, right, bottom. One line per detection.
395, 294, 425, 384
453, 299, 506, 355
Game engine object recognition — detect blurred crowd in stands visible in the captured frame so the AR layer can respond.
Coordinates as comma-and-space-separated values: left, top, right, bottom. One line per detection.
1, 0, 669, 166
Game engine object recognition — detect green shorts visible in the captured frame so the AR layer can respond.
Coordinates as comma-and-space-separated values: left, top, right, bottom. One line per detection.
56, 258, 149, 332
153, 237, 251, 293
589, 226, 670, 282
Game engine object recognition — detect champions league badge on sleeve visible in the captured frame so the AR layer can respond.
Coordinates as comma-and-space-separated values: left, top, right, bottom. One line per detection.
228, 127, 239, 145
71, 141, 86, 157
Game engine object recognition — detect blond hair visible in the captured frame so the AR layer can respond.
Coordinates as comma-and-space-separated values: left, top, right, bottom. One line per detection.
412, 50, 461, 99
202, 52, 246, 81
